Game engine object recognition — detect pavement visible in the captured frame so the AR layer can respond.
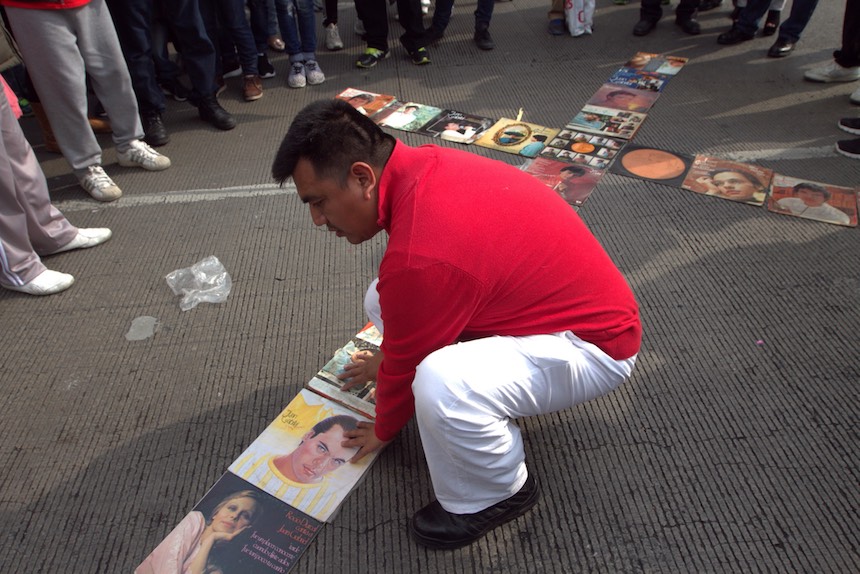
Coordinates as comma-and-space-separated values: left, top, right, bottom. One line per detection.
1, 0, 858, 572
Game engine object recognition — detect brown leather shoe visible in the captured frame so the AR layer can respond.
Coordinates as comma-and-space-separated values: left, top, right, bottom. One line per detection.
409, 474, 540, 550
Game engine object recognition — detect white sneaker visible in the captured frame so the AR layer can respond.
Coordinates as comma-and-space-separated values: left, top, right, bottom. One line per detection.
304, 60, 326, 85
804, 61, 860, 83
2, 269, 74, 296
48, 228, 112, 255
288, 62, 307, 88
117, 139, 171, 171
421, 0, 430, 14
851, 86, 860, 105
325, 23, 344, 50
78, 165, 122, 202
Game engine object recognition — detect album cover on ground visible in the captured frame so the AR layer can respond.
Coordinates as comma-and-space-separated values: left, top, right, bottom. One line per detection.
586, 83, 661, 114
335, 88, 396, 117
306, 323, 381, 419
135, 472, 322, 574
568, 105, 646, 140
625, 52, 688, 76
474, 118, 561, 157
682, 156, 773, 206
543, 128, 626, 170
767, 174, 858, 227
609, 145, 695, 187
412, 109, 495, 144
229, 389, 380, 523
607, 67, 669, 92
375, 101, 445, 132
522, 157, 604, 207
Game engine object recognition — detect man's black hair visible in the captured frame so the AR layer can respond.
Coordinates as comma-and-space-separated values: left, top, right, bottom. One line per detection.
272, 99, 395, 185
309, 415, 359, 437
792, 181, 830, 199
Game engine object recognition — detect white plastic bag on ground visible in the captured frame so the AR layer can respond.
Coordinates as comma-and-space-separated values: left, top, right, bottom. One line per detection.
565, 0, 595, 36
165, 255, 232, 311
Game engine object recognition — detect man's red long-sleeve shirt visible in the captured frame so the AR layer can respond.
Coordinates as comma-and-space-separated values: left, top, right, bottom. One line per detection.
372, 142, 641, 441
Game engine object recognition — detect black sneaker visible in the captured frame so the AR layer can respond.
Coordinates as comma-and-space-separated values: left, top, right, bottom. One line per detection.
474, 25, 495, 50
141, 111, 169, 147
197, 95, 236, 131
410, 474, 540, 550
222, 59, 242, 79
835, 138, 860, 159
159, 79, 190, 102
838, 117, 860, 135
356, 48, 389, 68
409, 46, 430, 65
257, 53, 276, 78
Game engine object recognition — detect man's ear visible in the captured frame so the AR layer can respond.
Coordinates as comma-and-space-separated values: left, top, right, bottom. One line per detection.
350, 162, 377, 199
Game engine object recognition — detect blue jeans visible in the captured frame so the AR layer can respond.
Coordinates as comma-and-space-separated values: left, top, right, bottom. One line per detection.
276, 0, 318, 59
106, 0, 217, 111
199, 0, 259, 75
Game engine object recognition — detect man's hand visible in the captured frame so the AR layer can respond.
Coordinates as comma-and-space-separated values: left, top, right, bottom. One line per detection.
343, 421, 389, 462
340, 350, 383, 391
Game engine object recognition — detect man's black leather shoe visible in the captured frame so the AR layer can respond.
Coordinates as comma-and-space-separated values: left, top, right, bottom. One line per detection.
633, 19, 657, 36
717, 27, 755, 45
767, 38, 795, 58
675, 18, 701, 35
142, 111, 169, 147
197, 95, 236, 131
409, 474, 540, 550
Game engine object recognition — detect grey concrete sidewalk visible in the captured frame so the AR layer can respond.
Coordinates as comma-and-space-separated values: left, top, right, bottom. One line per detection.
1, 0, 858, 572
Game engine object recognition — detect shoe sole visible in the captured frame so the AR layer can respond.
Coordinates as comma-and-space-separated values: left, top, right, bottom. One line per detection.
838, 121, 860, 135
804, 73, 860, 83
244, 93, 263, 101
835, 141, 860, 159
259, 71, 276, 79
118, 158, 171, 171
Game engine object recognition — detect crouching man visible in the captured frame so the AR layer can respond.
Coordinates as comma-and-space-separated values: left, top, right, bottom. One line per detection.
272, 99, 642, 550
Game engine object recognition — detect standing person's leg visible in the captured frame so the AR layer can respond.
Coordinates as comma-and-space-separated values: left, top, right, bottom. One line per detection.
547, 0, 564, 35
292, 0, 326, 84
717, 0, 770, 43
322, 0, 344, 50
776, 0, 817, 42
248, 0, 278, 78
409, 332, 636, 548
768, 0, 818, 57
161, 0, 236, 130
5, 8, 102, 172
427, 0, 454, 40
835, 0, 860, 69
633, 0, 663, 36
396, 0, 428, 63
215, 0, 263, 101
804, 0, 860, 84
106, 0, 171, 147
355, 0, 390, 67
674, 0, 700, 34
0, 88, 75, 292
473, 0, 495, 50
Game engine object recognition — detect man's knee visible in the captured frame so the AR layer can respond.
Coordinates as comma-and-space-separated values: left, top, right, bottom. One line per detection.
412, 347, 458, 417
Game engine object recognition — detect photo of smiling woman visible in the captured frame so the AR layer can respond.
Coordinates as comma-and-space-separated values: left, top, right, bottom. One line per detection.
136, 489, 264, 574
682, 157, 774, 206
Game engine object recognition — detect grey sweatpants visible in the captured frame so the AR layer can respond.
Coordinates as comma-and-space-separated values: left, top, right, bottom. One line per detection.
6, 0, 144, 172
0, 88, 77, 287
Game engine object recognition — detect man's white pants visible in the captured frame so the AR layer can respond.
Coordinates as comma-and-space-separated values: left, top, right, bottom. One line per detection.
365, 279, 636, 514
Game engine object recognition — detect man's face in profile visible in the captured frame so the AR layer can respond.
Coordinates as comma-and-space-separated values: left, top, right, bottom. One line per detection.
288, 425, 359, 484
